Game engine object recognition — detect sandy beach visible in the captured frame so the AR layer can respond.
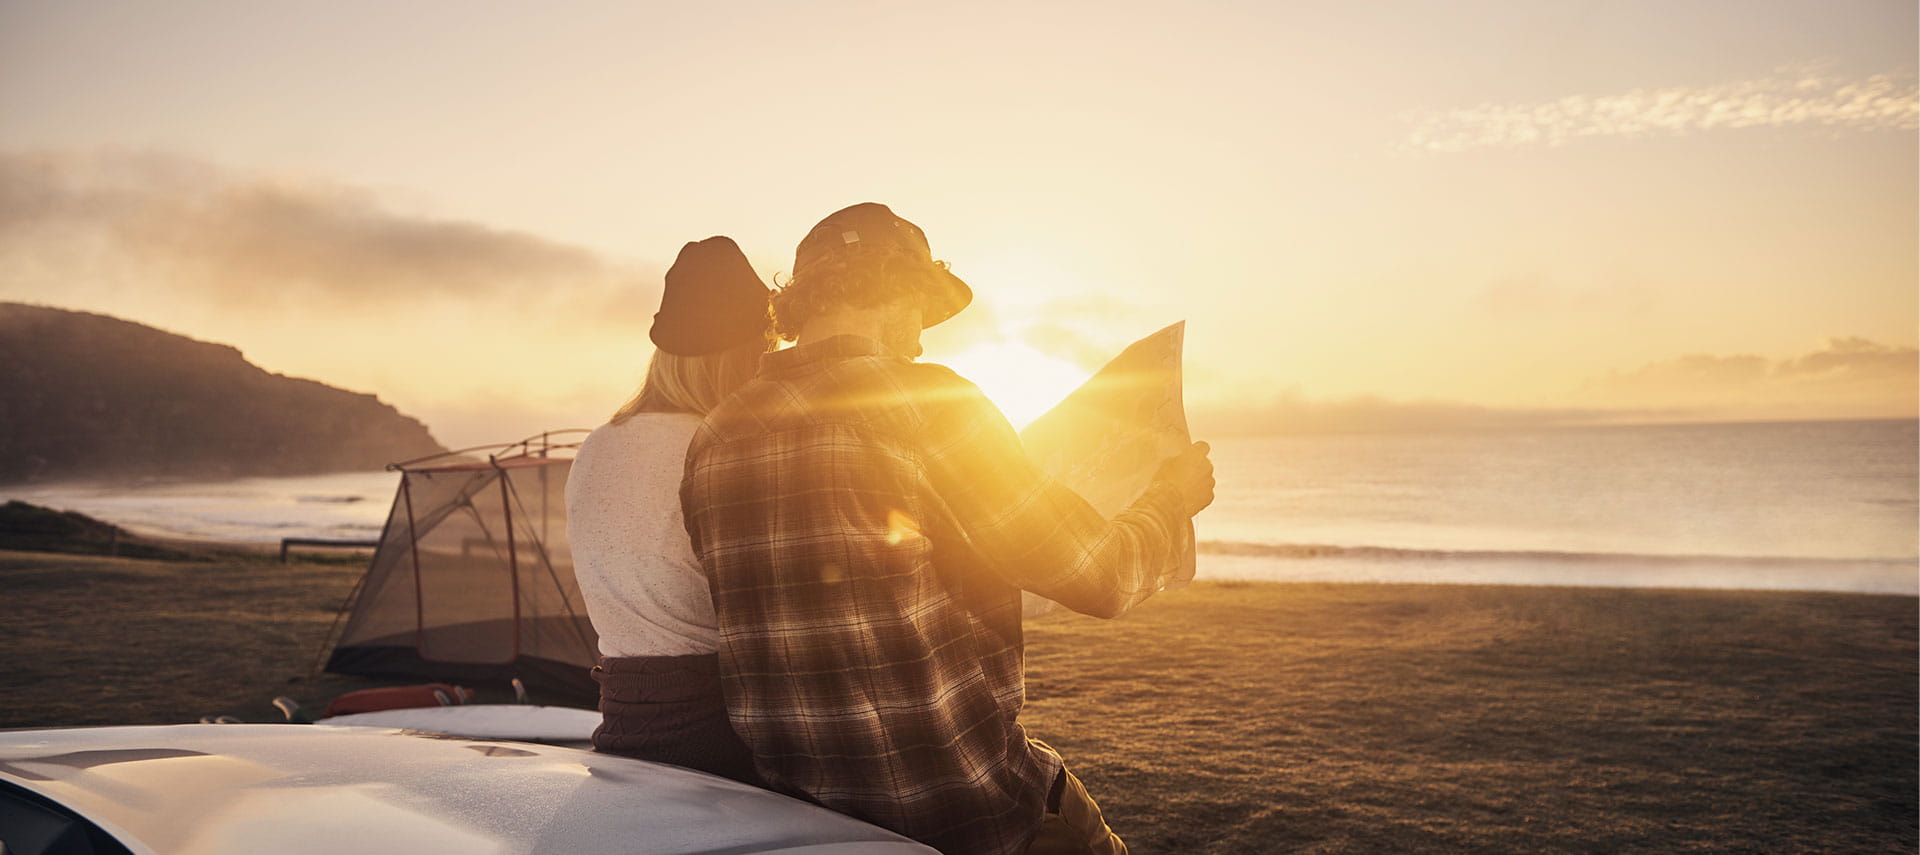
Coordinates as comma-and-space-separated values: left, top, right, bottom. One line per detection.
1, 549, 1913, 853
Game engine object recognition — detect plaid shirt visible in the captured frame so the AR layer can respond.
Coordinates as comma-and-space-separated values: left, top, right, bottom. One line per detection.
682, 336, 1188, 855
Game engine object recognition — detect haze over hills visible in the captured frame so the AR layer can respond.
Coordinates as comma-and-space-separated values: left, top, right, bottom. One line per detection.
0, 302, 445, 483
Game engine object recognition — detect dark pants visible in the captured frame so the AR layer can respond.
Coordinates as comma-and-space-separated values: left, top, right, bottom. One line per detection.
590, 653, 764, 788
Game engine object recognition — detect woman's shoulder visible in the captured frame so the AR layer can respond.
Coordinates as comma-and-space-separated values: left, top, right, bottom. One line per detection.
575, 414, 703, 473
585, 412, 703, 445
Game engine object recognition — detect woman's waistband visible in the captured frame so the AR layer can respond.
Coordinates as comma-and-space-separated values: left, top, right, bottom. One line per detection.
594, 652, 721, 677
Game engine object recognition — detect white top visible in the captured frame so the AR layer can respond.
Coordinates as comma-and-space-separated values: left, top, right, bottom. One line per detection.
565, 413, 718, 657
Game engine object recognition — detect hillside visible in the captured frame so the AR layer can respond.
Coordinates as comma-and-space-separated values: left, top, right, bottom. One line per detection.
0, 302, 445, 483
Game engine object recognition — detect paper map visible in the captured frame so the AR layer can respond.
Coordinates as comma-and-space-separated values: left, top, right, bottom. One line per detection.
1018, 322, 1196, 617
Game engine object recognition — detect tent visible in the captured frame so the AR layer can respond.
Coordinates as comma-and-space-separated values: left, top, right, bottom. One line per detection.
324, 432, 599, 704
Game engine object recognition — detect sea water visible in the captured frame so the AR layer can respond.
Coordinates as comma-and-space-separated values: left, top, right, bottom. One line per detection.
2, 470, 400, 544
5, 419, 1914, 593
1199, 419, 1917, 593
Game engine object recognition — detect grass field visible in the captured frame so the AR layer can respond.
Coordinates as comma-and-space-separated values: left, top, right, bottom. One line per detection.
2, 550, 1913, 853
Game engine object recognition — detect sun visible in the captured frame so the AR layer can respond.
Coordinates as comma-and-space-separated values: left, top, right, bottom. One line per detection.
939, 341, 1091, 430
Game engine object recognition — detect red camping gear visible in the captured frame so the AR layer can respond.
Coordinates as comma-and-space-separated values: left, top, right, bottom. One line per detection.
323, 683, 476, 718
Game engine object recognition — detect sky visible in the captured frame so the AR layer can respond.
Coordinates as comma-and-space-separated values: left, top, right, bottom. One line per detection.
1, 0, 1914, 447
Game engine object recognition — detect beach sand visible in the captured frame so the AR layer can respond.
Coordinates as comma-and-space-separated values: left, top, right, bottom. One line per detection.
2, 550, 1913, 853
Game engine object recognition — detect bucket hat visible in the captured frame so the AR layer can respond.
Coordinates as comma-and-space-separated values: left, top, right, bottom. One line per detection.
792, 203, 972, 327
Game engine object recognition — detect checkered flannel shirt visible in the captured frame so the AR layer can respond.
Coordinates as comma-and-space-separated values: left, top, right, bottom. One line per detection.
682, 335, 1189, 855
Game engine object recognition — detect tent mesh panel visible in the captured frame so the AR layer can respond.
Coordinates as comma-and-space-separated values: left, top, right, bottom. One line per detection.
327, 458, 597, 702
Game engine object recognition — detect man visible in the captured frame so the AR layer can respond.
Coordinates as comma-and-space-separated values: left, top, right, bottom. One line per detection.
682, 203, 1214, 855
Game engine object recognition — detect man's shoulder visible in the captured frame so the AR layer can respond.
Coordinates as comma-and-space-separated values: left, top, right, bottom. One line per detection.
694, 357, 991, 446
814, 351, 966, 385
894, 358, 970, 387
883, 357, 975, 393
900, 360, 1000, 418
859, 358, 998, 425
752, 354, 988, 407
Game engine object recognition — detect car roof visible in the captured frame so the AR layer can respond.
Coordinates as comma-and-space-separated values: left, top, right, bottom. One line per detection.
0, 724, 936, 855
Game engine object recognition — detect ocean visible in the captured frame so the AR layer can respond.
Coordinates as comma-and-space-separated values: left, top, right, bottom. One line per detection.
6, 419, 1914, 594
1199, 419, 1916, 594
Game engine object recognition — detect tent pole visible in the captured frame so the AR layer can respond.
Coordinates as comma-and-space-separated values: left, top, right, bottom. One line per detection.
502, 472, 592, 650
402, 474, 426, 656
498, 465, 523, 661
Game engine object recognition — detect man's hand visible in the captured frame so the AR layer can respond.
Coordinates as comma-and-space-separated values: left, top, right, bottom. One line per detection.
1154, 441, 1215, 517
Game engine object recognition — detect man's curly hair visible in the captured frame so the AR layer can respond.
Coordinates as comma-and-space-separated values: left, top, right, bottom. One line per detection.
771, 243, 948, 341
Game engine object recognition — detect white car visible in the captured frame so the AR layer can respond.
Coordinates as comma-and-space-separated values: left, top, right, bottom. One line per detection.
0, 723, 936, 855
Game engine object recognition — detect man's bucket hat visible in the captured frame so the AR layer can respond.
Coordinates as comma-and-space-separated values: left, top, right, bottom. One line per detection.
793, 203, 973, 327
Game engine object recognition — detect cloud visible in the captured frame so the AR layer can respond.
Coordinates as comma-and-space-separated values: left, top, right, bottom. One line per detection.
1778, 336, 1916, 379
1404, 67, 1919, 152
1585, 337, 1916, 419
1019, 321, 1120, 371
0, 149, 657, 326
1016, 295, 1171, 370
921, 292, 1173, 372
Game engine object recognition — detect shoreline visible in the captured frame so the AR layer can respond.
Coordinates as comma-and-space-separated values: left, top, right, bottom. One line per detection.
2, 534, 1910, 597
1199, 537, 1918, 566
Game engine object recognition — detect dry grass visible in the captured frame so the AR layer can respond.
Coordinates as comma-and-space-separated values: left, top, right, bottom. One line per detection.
2, 552, 1913, 853
1023, 582, 1917, 854
0, 549, 436, 725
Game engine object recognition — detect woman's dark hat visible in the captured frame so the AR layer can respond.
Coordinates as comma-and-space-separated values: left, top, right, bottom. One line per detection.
793, 203, 973, 328
650, 236, 772, 356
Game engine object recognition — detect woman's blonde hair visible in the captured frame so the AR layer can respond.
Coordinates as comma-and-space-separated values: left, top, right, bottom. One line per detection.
610, 337, 766, 423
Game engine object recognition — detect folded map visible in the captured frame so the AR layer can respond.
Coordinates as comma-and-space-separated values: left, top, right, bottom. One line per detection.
1019, 322, 1197, 617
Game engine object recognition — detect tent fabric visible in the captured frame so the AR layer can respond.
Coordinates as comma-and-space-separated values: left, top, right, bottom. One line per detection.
327, 440, 599, 705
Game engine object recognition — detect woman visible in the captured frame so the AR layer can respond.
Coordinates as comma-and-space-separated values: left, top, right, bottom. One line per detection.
565, 235, 771, 785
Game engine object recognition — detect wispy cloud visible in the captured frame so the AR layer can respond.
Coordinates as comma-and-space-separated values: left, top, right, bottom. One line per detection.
1584, 337, 1916, 420
1405, 67, 1919, 152
922, 293, 1167, 371
0, 149, 656, 324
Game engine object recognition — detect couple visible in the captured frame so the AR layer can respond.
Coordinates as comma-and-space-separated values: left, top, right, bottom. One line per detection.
565, 203, 1215, 855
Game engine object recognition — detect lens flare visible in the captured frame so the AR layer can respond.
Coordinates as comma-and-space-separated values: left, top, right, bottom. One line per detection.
938, 342, 1090, 430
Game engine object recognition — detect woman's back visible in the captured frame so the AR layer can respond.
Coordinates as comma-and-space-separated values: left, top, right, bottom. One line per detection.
566, 412, 716, 658
564, 234, 770, 786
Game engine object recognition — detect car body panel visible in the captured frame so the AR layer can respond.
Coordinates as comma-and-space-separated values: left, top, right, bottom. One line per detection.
0, 725, 936, 855
315, 704, 600, 747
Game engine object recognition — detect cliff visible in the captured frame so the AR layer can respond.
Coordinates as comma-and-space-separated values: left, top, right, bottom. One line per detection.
0, 302, 446, 483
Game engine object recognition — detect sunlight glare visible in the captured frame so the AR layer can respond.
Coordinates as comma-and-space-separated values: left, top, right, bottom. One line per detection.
941, 341, 1091, 430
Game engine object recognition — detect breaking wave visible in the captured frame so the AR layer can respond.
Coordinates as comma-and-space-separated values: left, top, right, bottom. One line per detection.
1197, 539, 1913, 568
1195, 540, 1918, 595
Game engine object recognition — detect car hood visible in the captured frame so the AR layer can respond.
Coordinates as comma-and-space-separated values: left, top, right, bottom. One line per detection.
0, 724, 934, 855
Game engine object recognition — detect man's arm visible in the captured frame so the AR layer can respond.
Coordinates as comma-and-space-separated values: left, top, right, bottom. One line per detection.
916, 367, 1212, 619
